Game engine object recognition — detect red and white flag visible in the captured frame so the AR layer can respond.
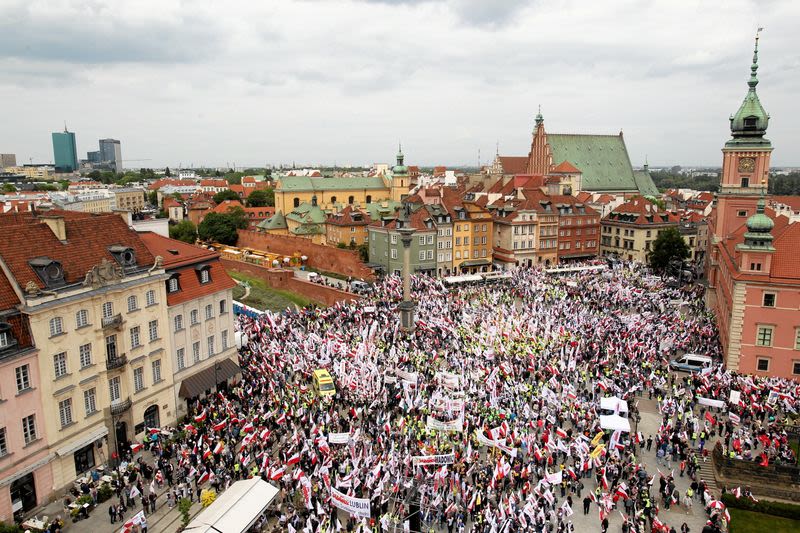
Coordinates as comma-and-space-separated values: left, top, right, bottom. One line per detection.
197, 470, 210, 485
212, 419, 227, 432
131, 443, 144, 454
287, 451, 301, 466
270, 466, 285, 481
194, 410, 207, 423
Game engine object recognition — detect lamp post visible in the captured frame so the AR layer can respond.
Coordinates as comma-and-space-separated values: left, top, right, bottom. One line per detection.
397, 225, 416, 332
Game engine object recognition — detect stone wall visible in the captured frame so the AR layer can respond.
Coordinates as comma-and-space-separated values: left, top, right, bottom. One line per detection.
236, 230, 375, 281
221, 260, 362, 307
712, 444, 800, 501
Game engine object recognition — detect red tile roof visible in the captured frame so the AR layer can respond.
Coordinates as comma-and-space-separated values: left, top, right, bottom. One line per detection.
498, 156, 529, 175
0, 211, 156, 290
326, 205, 372, 226
605, 197, 675, 225
770, 195, 800, 212
138, 232, 237, 305
551, 161, 581, 173
199, 179, 229, 188
148, 178, 197, 190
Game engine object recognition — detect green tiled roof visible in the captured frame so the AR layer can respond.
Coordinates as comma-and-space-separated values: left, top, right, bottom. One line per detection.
548, 134, 656, 194
291, 224, 324, 235
278, 176, 388, 192
633, 170, 659, 196
286, 202, 327, 224
362, 200, 402, 220
258, 211, 287, 230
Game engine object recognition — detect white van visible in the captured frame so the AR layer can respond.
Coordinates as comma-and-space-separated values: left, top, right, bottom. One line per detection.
669, 354, 713, 373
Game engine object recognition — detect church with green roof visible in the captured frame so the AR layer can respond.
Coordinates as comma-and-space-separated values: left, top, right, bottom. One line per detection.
494, 109, 659, 196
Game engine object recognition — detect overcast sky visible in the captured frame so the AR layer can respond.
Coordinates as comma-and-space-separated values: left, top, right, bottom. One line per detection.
1, 0, 798, 169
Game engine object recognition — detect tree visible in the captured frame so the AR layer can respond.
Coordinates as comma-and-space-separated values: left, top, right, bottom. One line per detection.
246, 188, 274, 207
648, 227, 690, 272
169, 220, 198, 244
1, 183, 16, 193
58, 179, 71, 191
148, 190, 159, 207
88, 170, 101, 180
356, 243, 369, 262
198, 208, 249, 245
165, 167, 172, 177
213, 189, 240, 204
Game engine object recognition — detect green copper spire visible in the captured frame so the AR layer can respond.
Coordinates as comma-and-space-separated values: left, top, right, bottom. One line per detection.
534, 105, 543, 131
742, 188, 775, 249
393, 143, 408, 175
728, 29, 770, 147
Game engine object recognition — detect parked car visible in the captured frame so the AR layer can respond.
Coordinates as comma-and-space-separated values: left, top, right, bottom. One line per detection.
669, 353, 713, 373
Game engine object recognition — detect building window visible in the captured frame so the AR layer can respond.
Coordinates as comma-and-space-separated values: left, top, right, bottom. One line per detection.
167, 277, 180, 293
22, 415, 36, 444
222, 330, 228, 350
455, 251, 461, 259
199, 269, 210, 284
390, 234, 397, 244
207, 336, 215, 357
0, 329, 10, 349
293, 197, 300, 208
391, 249, 397, 259
76, 309, 89, 328
426, 250, 434, 260
0, 428, 7, 457
762, 293, 776, 307
176, 347, 185, 371
190, 309, 199, 325
174, 315, 183, 332
192, 341, 200, 363
133, 367, 144, 392
205, 304, 214, 320
84, 388, 97, 416
756, 326, 773, 347
127, 295, 138, 312
102, 302, 114, 319
148, 320, 158, 342
130, 326, 141, 348
738, 210, 748, 217
16, 364, 31, 392
418, 251, 425, 261
152, 359, 162, 383
750, 262, 762, 271
106, 334, 118, 360
793, 361, 800, 376
418, 236, 425, 246
59, 398, 73, 427
54, 352, 67, 378
49, 317, 63, 337
79, 343, 92, 368
427, 235, 434, 245
756, 358, 770, 372
109, 377, 120, 403
145, 290, 156, 306
219, 299, 227, 314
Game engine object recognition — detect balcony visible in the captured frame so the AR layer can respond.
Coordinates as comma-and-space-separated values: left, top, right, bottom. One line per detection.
110, 397, 132, 415
101, 314, 124, 330
105, 354, 127, 371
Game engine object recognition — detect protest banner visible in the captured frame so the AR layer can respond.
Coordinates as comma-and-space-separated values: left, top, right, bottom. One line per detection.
475, 430, 518, 458
395, 369, 418, 385
698, 397, 726, 409
435, 371, 460, 390
329, 432, 350, 444
412, 453, 456, 467
426, 415, 463, 432
330, 487, 371, 519
545, 471, 563, 484
119, 510, 145, 533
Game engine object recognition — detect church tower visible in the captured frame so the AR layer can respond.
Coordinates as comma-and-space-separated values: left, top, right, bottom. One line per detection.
526, 106, 551, 175
390, 144, 410, 202
712, 31, 772, 243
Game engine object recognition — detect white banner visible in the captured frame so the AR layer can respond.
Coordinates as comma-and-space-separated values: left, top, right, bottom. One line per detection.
330, 487, 371, 519
395, 369, 418, 385
426, 415, 463, 432
412, 453, 455, 467
729, 390, 741, 405
329, 433, 350, 444
435, 371, 460, 390
698, 397, 726, 409
119, 510, 145, 533
475, 430, 518, 458
545, 471, 563, 485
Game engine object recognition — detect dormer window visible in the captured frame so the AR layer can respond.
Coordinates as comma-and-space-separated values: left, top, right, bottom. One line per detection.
743, 116, 758, 130
108, 245, 137, 269
196, 264, 212, 284
167, 275, 180, 293
29, 257, 66, 289
0, 322, 16, 351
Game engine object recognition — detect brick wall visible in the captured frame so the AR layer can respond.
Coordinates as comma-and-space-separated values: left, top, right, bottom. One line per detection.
221, 260, 362, 307
712, 444, 800, 500
236, 230, 375, 281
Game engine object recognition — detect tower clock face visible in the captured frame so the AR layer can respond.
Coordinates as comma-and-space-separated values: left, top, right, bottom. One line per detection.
738, 157, 756, 173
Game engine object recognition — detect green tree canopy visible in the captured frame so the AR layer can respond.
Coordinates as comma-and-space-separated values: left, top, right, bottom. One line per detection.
2, 183, 17, 193
197, 208, 249, 245
648, 227, 690, 272
245, 188, 274, 207
169, 220, 198, 244
147, 190, 159, 206
165, 167, 172, 177
213, 189, 240, 204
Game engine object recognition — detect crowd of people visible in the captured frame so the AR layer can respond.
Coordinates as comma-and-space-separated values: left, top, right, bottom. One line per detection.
108, 263, 797, 533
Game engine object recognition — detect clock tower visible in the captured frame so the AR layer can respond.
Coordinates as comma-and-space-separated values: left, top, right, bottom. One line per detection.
712, 31, 772, 244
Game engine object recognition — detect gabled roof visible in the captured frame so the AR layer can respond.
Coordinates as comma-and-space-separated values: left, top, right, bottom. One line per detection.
547, 133, 656, 193
277, 176, 388, 192
258, 211, 287, 230
199, 179, 229, 187
286, 202, 326, 225
0, 211, 155, 290
327, 205, 372, 226
551, 160, 581, 174
605, 197, 675, 225
497, 156, 529, 175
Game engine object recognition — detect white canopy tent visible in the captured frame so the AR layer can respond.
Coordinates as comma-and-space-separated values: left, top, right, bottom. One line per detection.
184, 478, 279, 533
599, 396, 629, 414
599, 414, 631, 432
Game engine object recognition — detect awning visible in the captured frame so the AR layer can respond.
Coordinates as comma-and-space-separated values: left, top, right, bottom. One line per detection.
184, 478, 278, 533
599, 396, 629, 414
179, 358, 241, 398
459, 259, 491, 267
56, 425, 108, 457
599, 414, 631, 432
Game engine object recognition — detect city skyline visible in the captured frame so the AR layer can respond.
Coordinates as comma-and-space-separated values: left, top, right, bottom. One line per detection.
1, 0, 799, 168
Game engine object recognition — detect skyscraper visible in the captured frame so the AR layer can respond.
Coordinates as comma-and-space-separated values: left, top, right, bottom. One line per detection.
52, 126, 78, 172
99, 138, 122, 173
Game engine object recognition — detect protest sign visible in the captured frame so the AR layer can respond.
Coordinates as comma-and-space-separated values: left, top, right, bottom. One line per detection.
412, 453, 455, 467
330, 487, 371, 519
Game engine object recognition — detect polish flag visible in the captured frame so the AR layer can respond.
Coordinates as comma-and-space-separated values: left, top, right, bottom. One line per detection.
197, 470, 210, 485
242, 422, 254, 433
202, 449, 212, 461
615, 483, 628, 500
148, 428, 161, 436
184, 424, 197, 434
260, 428, 271, 442
131, 443, 144, 454
533, 445, 543, 462
705, 412, 716, 425
193, 410, 207, 423
597, 381, 608, 392
270, 466, 285, 481
212, 419, 227, 432
729, 413, 740, 426
276, 413, 286, 425
213, 441, 224, 454
287, 452, 301, 466
555, 428, 567, 439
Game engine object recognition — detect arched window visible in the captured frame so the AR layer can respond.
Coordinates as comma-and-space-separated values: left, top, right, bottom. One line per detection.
365, 195, 372, 204
348, 196, 354, 204
143, 405, 160, 429
293, 197, 300, 208
330, 196, 337, 204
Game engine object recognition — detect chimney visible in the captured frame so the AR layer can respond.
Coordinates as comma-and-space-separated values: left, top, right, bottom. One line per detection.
40, 214, 67, 241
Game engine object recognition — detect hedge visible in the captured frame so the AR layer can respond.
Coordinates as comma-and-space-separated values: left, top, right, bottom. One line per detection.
722, 493, 800, 520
